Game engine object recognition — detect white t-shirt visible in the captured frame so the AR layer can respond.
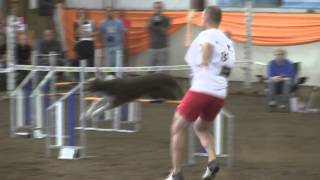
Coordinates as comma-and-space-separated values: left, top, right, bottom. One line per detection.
185, 29, 235, 99
76, 20, 96, 41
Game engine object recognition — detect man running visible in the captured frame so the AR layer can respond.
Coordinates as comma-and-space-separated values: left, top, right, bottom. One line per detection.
166, 6, 235, 180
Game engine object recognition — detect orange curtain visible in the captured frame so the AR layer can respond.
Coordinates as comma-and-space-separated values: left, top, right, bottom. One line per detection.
61, 8, 320, 59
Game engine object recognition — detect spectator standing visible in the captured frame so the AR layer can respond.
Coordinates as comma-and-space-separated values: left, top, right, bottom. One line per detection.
117, 9, 131, 66
99, 7, 125, 69
15, 33, 31, 65
37, 29, 64, 66
74, 9, 96, 67
15, 33, 32, 83
0, 33, 6, 90
37, 29, 65, 81
148, 1, 171, 69
0, 33, 5, 64
267, 48, 294, 111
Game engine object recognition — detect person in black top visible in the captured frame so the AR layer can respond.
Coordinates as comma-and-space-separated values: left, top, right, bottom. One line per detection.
15, 33, 31, 65
74, 9, 96, 67
0, 33, 5, 64
15, 33, 32, 84
37, 29, 65, 81
37, 29, 64, 66
148, 1, 171, 70
0, 33, 6, 90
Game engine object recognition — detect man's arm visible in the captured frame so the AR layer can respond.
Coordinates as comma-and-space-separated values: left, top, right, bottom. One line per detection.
118, 20, 125, 33
287, 61, 295, 80
163, 16, 171, 29
89, 21, 97, 38
148, 16, 167, 32
74, 21, 79, 40
98, 22, 105, 47
158, 16, 170, 32
267, 61, 273, 78
147, 17, 155, 31
268, 61, 281, 81
200, 42, 213, 67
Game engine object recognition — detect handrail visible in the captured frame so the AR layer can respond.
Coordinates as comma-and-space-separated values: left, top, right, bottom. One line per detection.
47, 84, 81, 110
14, 64, 190, 72
221, 109, 235, 119
31, 71, 55, 96
11, 71, 35, 96
35, 53, 60, 57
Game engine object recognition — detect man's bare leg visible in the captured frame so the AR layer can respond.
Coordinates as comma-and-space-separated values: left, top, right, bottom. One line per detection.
170, 112, 190, 174
193, 118, 216, 162
194, 118, 219, 180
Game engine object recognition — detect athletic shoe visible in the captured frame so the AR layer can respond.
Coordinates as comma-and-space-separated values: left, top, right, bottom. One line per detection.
165, 171, 184, 180
202, 160, 220, 180
268, 101, 277, 112
279, 105, 287, 109
268, 101, 277, 107
279, 105, 289, 112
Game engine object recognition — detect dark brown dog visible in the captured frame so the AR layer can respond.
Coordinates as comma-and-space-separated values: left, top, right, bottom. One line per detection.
85, 73, 183, 118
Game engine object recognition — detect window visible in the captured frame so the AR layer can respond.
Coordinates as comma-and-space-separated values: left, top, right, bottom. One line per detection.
219, 0, 282, 8
219, 0, 320, 8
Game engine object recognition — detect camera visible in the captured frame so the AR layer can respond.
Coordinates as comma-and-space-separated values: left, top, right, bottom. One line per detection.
152, 15, 162, 26
107, 36, 114, 43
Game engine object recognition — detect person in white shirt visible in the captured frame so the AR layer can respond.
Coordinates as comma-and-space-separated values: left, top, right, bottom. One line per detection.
74, 9, 96, 67
166, 6, 235, 180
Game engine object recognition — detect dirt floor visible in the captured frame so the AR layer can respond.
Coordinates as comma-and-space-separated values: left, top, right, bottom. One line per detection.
0, 94, 320, 180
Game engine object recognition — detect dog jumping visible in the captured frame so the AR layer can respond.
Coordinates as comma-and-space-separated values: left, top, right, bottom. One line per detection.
84, 73, 183, 120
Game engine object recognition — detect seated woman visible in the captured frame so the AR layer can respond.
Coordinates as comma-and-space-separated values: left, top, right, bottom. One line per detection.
267, 48, 294, 111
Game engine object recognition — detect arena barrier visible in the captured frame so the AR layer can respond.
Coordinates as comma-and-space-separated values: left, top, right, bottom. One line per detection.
84, 97, 234, 166
8, 51, 188, 133
131, 100, 235, 167
45, 61, 87, 159
81, 97, 182, 134
78, 98, 142, 133
31, 71, 55, 139
10, 71, 34, 137
6, 47, 234, 162
9, 52, 60, 138
188, 109, 235, 168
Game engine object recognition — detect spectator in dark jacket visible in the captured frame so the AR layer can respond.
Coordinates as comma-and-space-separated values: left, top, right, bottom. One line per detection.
0, 33, 6, 90
37, 29, 64, 66
15, 33, 32, 84
0, 33, 5, 65
15, 33, 31, 65
267, 48, 294, 110
37, 29, 65, 81
148, 1, 171, 70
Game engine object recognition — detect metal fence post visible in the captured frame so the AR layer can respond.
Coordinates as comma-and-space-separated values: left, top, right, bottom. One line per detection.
79, 60, 87, 157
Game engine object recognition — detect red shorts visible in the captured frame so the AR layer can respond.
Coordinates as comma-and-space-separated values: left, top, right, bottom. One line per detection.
177, 90, 225, 122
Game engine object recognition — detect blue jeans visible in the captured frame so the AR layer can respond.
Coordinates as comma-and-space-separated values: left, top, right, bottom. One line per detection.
268, 79, 291, 106
104, 46, 123, 67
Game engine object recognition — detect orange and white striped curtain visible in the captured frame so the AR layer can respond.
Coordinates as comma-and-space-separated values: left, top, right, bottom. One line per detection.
61, 8, 320, 59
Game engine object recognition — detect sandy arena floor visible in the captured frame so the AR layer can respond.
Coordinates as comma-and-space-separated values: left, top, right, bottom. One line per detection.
0, 94, 320, 180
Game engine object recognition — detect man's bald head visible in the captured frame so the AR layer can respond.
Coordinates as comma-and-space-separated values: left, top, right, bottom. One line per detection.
203, 6, 222, 27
